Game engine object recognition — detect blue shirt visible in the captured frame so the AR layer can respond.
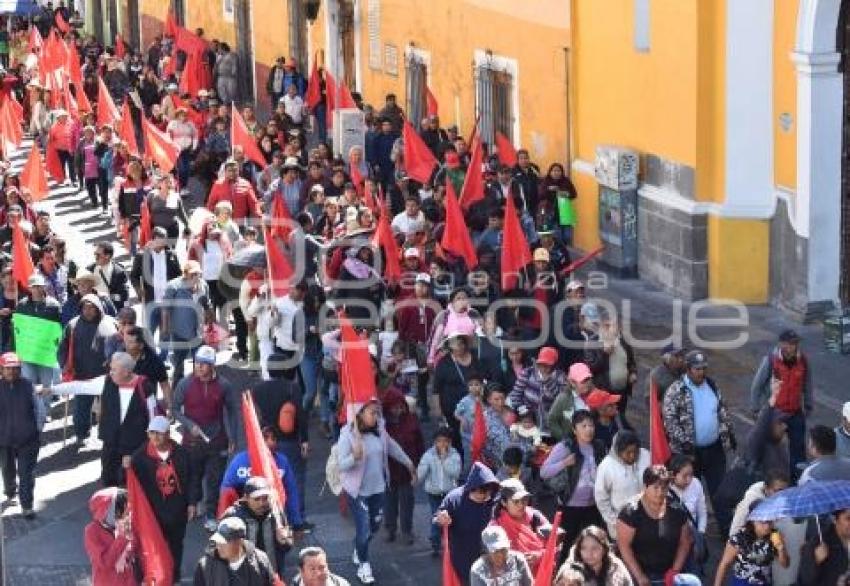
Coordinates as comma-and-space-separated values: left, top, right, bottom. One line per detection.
686, 375, 719, 447
220, 450, 302, 526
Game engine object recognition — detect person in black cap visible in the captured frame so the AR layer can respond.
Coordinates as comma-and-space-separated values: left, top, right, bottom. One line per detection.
662, 350, 736, 511
194, 516, 277, 585
647, 343, 687, 401
749, 328, 812, 480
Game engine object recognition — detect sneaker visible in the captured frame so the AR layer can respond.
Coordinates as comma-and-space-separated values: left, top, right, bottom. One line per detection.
356, 562, 375, 584
22, 508, 35, 519
203, 516, 218, 532
352, 549, 360, 565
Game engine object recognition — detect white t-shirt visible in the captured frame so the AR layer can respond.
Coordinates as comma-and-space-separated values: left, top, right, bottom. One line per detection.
202, 241, 224, 281
283, 94, 305, 124
273, 295, 302, 351
119, 385, 135, 423
151, 250, 168, 303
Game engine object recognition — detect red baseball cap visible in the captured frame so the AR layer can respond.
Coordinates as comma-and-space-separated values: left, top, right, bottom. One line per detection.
1, 352, 21, 368
536, 347, 559, 366
584, 389, 621, 411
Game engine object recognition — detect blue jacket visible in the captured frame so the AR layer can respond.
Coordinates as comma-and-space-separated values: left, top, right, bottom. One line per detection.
220, 450, 302, 526
439, 462, 500, 582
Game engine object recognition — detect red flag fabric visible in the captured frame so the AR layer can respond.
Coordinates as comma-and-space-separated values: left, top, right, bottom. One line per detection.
231, 105, 266, 167
28, 27, 43, 54
440, 180, 478, 269
54, 11, 70, 34
119, 100, 139, 157
165, 11, 179, 38
127, 468, 174, 586
350, 162, 364, 197
501, 190, 532, 290
241, 393, 288, 516
362, 180, 377, 213
324, 71, 337, 129
470, 400, 486, 463
139, 199, 153, 247
402, 120, 437, 184
76, 85, 93, 113
20, 143, 49, 202
425, 86, 438, 117
114, 34, 126, 59
339, 313, 378, 413
62, 83, 79, 120
558, 245, 606, 277
142, 116, 180, 173
495, 132, 518, 168
66, 42, 83, 87
263, 227, 293, 297
45, 141, 65, 183
304, 61, 322, 110
459, 135, 485, 210
11, 223, 33, 289
339, 83, 357, 109
96, 77, 120, 128
372, 201, 401, 285
442, 526, 463, 586
0, 100, 22, 155
8, 94, 22, 123
269, 194, 293, 242
650, 380, 672, 466
533, 511, 562, 585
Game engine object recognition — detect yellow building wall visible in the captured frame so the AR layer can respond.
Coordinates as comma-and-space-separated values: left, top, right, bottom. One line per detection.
774, 0, 798, 190
708, 216, 770, 302
139, 0, 170, 49
185, 3, 236, 46
695, 0, 725, 204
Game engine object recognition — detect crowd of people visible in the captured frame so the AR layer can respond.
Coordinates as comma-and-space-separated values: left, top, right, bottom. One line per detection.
0, 4, 848, 586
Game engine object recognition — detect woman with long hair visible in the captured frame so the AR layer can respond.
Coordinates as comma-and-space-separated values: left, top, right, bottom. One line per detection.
489, 478, 552, 574
714, 500, 789, 586
556, 525, 633, 586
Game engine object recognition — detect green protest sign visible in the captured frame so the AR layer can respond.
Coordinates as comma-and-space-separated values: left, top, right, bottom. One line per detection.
12, 313, 62, 367
557, 193, 577, 226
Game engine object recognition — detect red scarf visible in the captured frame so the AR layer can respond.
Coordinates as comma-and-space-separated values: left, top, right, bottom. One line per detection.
145, 439, 182, 498
495, 509, 545, 572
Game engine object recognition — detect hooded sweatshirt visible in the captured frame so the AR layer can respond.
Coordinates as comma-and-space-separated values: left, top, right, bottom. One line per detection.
439, 462, 500, 583
594, 437, 651, 537
84, 488, 137, 586
60, 294, 117, 379
382, 388, 425, 486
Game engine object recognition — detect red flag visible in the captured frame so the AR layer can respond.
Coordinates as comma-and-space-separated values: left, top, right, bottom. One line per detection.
241, 392, 288, 516
0, 100, 22, 155
127, 468, 174, 586
66, 42, 83, 87
142, 116, 180, 173
425, 86, 438, 117
650, 379, 672, 466
304, 61, 322, 110
339, 83, 357, 109
20, 143, 49, 202
440, 180, 478, 269
459, 135, 485, 210
114, 34, 126, 59
362, 180, 377, 213
501, 190, 531, 290
45, 141, 65, 183
558, 245, 606, 277
442, 526, 463, 586
55, 11, 70, 34
470, 400, 486, 463
263, 227, 293, 297
325, 71, 337, 129
28, 27, 43, 54
11, 222, 33, 289
372, 201, 401, 285
119, 100, 139, 157
495, 132, 518, 168
533, 511, 562, 585
62, 83, 79, 120
165, 11, 179, 38
231, 105, 266, 167
96, 77, 120, 128
402, 120, 437, 184
350, 162, 364, 197
269, 194, 293, 242
339, 313, 378, 417
139, 199, 153, 246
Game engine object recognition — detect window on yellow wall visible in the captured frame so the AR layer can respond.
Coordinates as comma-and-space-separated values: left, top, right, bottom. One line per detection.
634, 0, 650, 52
223, 0, 234, 22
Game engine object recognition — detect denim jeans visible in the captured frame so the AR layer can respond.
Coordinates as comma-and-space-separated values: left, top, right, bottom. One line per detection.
300, 353, 322, 418
427, 493, 445, 549
325, 380, 340, 429
145, 306, 168, 361
314, 104, 328, 144
277, 440, 306, 521
21, 362, 58, 412
785, 410, 807, 481
175, 149, 193, 189
73, 394, 95, 440
347, 492, 384, 563
694, 439, 727, 507
385, 483, 414, 535
0, 440, 39, 508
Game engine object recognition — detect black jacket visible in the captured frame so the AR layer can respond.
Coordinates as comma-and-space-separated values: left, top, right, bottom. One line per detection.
799, 523, 849, 586
222, 500, 288, 571
193, 541, 276, 586
0, 378, 39, 447
251, 378, 307, 445
553, 435, 606, 506
98, 375, 155, 456
130, 247, 182, 304
87, 261, 129, 309
131, 439, 198, 524
584, 337, 637, 395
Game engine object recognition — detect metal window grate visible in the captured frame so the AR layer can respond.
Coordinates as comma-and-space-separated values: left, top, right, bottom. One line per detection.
406, 55, 427, 129
475, 65, 513, 146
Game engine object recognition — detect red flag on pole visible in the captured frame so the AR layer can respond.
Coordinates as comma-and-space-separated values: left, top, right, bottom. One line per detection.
650, 380, 672, 465
470, 400, 486, 464
127, 468, 175, 586
28, 27, 43, 54
372, 201, 402, 285
142, 116, 180, 173
231, 104, 266, 167
241, 393, 288, 515
361, 180, 377, 213
20, 143, 49, 202
119, 100, 139, 157
304, 61, 322, 111
65, 42, 83, 87
263, 227, 293, 297
442, 526, 463, 586
0, 100, 22, 154
55, 11, 71, 33
402, 120, 437, 184
139, 199, 153, 247
501, 190, 532, 290
339, 312, 378, 420
114, 34, 126, 59
533, 511, 563, 585
165, 11, 179, 38
339, 83, 357, 109
495, 132, 518, 168
425, 86, 438, 117
269, 195, 293, 242
96, 77, 120, 128
558, 245, 606, 277
325, 71, 337, 129
459, 134, 485, 210
45, 140, 65, 183
11, 222, 33, 289
440, 180, 478, 270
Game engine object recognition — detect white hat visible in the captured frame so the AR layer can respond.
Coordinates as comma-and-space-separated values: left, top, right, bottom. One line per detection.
195, 345, 217, 365
843, 402, 850, 420
415, 272, 431, 285
403, 247, 420, 259
147, 415, 170, 434
481, 526, 511, 553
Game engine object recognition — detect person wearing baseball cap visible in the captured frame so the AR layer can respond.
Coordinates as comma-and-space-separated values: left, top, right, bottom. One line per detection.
649, 342, 688, 402
489, 477, 552, 574
663, 349, 736, 505
470, 525, 533, 585
508, 346, 567, 434
547, 362, 596, 441
750, 328, 812, 479
584, 389, 624, 452
196, 516, 277, 584
0, 351, 44, 518
162, 260, 210, 385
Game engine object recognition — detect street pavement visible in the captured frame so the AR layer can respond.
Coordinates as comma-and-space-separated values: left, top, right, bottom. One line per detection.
2, 137, 850, 585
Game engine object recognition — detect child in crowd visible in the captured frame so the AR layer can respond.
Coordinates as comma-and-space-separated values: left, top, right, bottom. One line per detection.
453, 371, 485, 475
714, 501, 789, 586
417, 427, 462, 557
669, 454, 708, 575
510, 404, 542, 455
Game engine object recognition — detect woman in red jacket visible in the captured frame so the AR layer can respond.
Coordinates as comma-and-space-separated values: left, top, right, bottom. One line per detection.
84, 487, 139, 586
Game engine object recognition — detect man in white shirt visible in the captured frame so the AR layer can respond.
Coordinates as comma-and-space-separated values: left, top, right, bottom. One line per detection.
282, 84, 305, 126
272, 282, 308, 378
391, 194, 425, 236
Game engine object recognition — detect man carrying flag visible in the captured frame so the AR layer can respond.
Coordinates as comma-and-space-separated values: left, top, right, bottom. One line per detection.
131, 415, 197, 582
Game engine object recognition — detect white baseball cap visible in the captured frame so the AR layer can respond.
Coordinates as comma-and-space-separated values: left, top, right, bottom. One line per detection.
195, 346, 217, 365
